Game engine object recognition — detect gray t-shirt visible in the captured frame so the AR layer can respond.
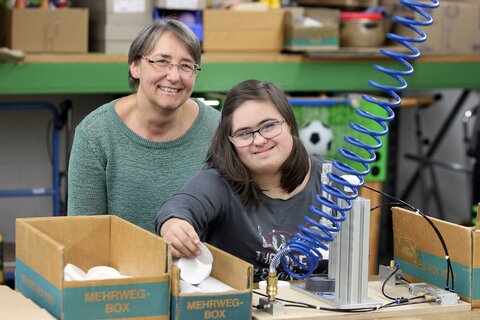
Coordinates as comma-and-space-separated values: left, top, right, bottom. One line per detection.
156, 156, 333, 281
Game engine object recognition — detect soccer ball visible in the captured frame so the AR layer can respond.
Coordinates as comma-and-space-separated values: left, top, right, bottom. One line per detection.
299, 120, 333, 156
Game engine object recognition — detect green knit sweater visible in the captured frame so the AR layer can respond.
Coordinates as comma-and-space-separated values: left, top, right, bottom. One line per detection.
67, 98, 220, 233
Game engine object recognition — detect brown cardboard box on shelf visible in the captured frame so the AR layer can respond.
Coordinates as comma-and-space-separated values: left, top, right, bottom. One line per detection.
1, 8, 88, 53
16, 215, 170, 320
382, 0, 480, 55
203, 9, 285, 53
392, 207, 480, 308
284, 7, 339, 52
170, 243, 253, 320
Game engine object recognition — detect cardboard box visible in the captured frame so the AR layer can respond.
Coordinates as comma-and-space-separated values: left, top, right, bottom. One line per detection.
1, 8, 88, 53
171, 243, 253, 320
284, 7, 339, 51
16, 215, 171, 319
382, 0, 480, 55
203, 9, 285, 53
393, 207, 480, 308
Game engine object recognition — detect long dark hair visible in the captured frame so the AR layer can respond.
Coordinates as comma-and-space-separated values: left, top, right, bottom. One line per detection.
206, 79, 310, 207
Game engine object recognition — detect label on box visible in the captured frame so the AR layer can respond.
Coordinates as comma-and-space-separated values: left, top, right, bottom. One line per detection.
16, 259, 170, 319
114, 0, 146, 13
64, 282, 169, 319
172, 293, 251, 320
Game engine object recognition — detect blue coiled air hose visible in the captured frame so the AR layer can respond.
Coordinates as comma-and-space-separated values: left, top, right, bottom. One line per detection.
270, 0, 441, 280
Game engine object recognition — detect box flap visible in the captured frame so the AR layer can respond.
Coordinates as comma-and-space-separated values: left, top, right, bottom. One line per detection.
110, 215, 169, 277
392, 207, 472, 267
16, 218, 65, 289
171, 266, 181, 296
25, 216, 112, 271
392, 207, 477, 302
206, 244, 253, 291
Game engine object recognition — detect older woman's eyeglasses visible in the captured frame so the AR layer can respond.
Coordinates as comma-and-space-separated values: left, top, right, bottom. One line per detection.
229, 119, 286, 148
143, 56, 201, 77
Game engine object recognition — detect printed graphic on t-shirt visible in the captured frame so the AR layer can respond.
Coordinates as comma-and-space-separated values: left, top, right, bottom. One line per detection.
256, 225, 304, 281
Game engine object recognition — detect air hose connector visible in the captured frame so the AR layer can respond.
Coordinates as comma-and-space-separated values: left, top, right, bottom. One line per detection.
267, 271, 278, 302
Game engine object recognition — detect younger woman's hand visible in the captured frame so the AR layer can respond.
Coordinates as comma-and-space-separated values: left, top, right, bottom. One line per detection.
160, 218, 202, 258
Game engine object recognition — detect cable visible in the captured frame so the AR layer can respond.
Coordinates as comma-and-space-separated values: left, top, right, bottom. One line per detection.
363, 183, 455, 292
382, 264, 400, 300
371, 201, 405, 212
253, 290, 436, 313
400, 276, 412, 284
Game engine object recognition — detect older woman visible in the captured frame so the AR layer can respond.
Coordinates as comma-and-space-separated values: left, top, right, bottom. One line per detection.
68, 19, 220, 233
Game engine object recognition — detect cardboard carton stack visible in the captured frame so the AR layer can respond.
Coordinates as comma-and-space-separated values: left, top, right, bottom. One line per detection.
73, 0, 154, 54
203, 8, 285, 53
0, 7, 88, 53
284, 7, 340, 52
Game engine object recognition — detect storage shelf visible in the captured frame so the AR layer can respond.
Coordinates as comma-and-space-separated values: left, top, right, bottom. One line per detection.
0, 53, 478, 95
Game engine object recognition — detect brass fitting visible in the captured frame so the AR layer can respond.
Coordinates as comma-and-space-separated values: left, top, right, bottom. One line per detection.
266, 271, 278, 302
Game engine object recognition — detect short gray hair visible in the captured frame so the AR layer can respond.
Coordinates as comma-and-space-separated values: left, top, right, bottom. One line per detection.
127, 18, 202, 89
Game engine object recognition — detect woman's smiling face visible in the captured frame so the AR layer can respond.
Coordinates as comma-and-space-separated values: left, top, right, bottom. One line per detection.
131, 31, 197, 110
231, 100, 293, 176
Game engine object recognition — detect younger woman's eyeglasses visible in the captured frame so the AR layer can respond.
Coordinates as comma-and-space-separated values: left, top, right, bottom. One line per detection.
229, 119, 286, 148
